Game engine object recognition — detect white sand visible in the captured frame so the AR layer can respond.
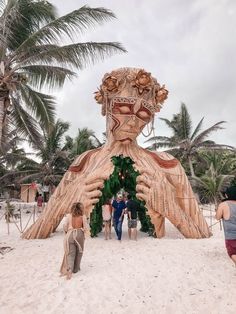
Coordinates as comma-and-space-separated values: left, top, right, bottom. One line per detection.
0, 208, 236, 314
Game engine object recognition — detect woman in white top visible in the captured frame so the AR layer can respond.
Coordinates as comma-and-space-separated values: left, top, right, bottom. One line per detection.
102, 200, 112, 240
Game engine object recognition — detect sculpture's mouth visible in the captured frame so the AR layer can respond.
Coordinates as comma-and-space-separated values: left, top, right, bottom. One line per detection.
119, 138, 133, 143
121, 129, 138, 135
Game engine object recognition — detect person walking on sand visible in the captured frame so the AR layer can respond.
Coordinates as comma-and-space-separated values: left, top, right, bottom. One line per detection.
112, 194, 126, 241
60, 202, 88, 280
126, 194, 139, 240
102, 200, 112, 240
216, 186, 236, 267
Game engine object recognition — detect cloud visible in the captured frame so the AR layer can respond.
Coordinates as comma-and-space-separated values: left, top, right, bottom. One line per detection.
49, 0, 236, 146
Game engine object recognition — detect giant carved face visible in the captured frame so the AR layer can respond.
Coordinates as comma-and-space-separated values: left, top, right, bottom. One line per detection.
109, 99, 153, 143
94, 68, 168, 144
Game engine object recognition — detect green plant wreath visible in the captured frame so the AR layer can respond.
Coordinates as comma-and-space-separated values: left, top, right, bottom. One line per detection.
90, 155, 154, 237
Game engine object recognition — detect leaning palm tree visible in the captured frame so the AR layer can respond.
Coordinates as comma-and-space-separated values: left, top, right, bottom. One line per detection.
146, 103, 228, 176
0, 0, 126, 149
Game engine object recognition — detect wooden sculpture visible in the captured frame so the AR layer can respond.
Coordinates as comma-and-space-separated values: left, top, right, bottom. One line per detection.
22, 67, 211, 239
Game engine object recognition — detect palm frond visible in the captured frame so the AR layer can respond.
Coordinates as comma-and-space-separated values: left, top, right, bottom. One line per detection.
20, 64, 76, 89
45, 120, 70, 153
62, 135, 73, 151
0, 168, 38, 183
0, 0, 5, 13
145, 133, 179, 150
179, 103, 192, 139
0, 0, 20, 55
145, 141, 177, 150
159, 117, 178, 133
16, 42, 126, 69
18, 172, 44, 183
190, 117, 204, 140
1, 0, 56, 52
19, 84, 55, 129
9, 0, 56, 50
198, 142, 234, 150
10, 43, 57, 64
192, 121, 226, 146
145, 136, 171, 143
14, 6, 118, 52
10, 96, 42, 145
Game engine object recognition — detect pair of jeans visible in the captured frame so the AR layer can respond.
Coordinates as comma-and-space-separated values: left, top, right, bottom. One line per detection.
113, 219, 123, 240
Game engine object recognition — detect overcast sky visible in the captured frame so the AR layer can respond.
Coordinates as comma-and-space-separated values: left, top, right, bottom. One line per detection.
49, 0, 236, 147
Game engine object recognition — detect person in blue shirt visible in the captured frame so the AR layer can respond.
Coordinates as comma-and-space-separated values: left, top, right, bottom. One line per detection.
112, 194, 126, 241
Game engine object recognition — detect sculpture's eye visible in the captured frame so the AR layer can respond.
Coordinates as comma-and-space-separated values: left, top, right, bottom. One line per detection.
119, 105, 132, 114
136, 110, 151, 122
113, 104, 133, 114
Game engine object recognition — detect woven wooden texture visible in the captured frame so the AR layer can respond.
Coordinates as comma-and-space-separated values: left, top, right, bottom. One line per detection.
22, 67, 211, 239
22, 143, 211, 239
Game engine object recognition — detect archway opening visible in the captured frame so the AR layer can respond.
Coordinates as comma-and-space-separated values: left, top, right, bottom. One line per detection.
90, 155, 154, 237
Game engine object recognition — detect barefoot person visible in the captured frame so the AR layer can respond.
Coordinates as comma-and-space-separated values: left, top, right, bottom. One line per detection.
216, 186, 236, 266
102, 200, 112, 240
60, 202, 88, 280
126, 194, 139, 240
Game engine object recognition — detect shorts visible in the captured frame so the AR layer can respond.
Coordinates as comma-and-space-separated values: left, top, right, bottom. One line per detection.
128, 219, 137, 229
225, 239, 236, 257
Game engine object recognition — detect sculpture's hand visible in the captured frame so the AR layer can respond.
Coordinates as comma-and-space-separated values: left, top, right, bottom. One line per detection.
136, 172, 152, 204
83, 170, 111, 214
136, 168, 165, 215
136, 168, 155, 203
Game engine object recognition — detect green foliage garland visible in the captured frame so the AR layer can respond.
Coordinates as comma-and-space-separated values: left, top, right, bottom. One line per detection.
90, 155, 154, 237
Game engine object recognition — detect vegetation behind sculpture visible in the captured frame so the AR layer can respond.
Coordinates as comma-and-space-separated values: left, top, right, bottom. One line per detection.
90, 155, 153, 237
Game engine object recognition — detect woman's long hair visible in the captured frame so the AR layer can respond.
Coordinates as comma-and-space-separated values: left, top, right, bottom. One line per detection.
71, 202, 83, 216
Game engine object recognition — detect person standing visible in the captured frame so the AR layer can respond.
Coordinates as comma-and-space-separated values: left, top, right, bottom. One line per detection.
36, 194, 43, 213
60, 202, 88, 280
102, 200, 112, 240
112, 194, 126, 241
216, 186, 236, 266
126, 194, 139, 240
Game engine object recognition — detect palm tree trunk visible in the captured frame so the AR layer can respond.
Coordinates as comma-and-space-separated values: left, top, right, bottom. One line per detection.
188, 156, 195, 177
0, 99, 5, 148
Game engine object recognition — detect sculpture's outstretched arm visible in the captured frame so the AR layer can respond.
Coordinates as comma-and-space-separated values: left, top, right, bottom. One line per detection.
22, 151, 113, 239
136, 170, 211, 238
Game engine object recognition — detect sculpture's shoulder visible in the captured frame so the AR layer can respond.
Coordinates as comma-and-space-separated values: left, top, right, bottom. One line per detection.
153, 151, 176, 161
69, 147, 102, 173
143, 148, 179, 169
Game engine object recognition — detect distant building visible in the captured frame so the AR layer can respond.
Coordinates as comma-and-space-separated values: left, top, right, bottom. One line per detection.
20, 184, 36, 203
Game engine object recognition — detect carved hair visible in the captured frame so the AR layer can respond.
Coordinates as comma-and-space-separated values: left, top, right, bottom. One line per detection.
94, 67, 168, 116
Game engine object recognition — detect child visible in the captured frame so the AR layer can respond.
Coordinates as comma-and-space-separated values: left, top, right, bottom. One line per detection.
102, 200, 112, 240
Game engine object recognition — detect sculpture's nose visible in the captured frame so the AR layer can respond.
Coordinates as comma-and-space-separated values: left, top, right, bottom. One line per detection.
127, 116, 136, 126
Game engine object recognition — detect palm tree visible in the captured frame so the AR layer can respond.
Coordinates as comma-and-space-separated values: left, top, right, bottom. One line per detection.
0, 133, 27, 189
0, 118, 71, 189
146, 103, 229, 176
69, 127, 102, 158
17, 119, 71, 185
0, 0, 126, 149
193, 151, 236, 207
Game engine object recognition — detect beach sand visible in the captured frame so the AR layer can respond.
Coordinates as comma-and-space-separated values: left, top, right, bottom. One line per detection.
0, 207, 236, 314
